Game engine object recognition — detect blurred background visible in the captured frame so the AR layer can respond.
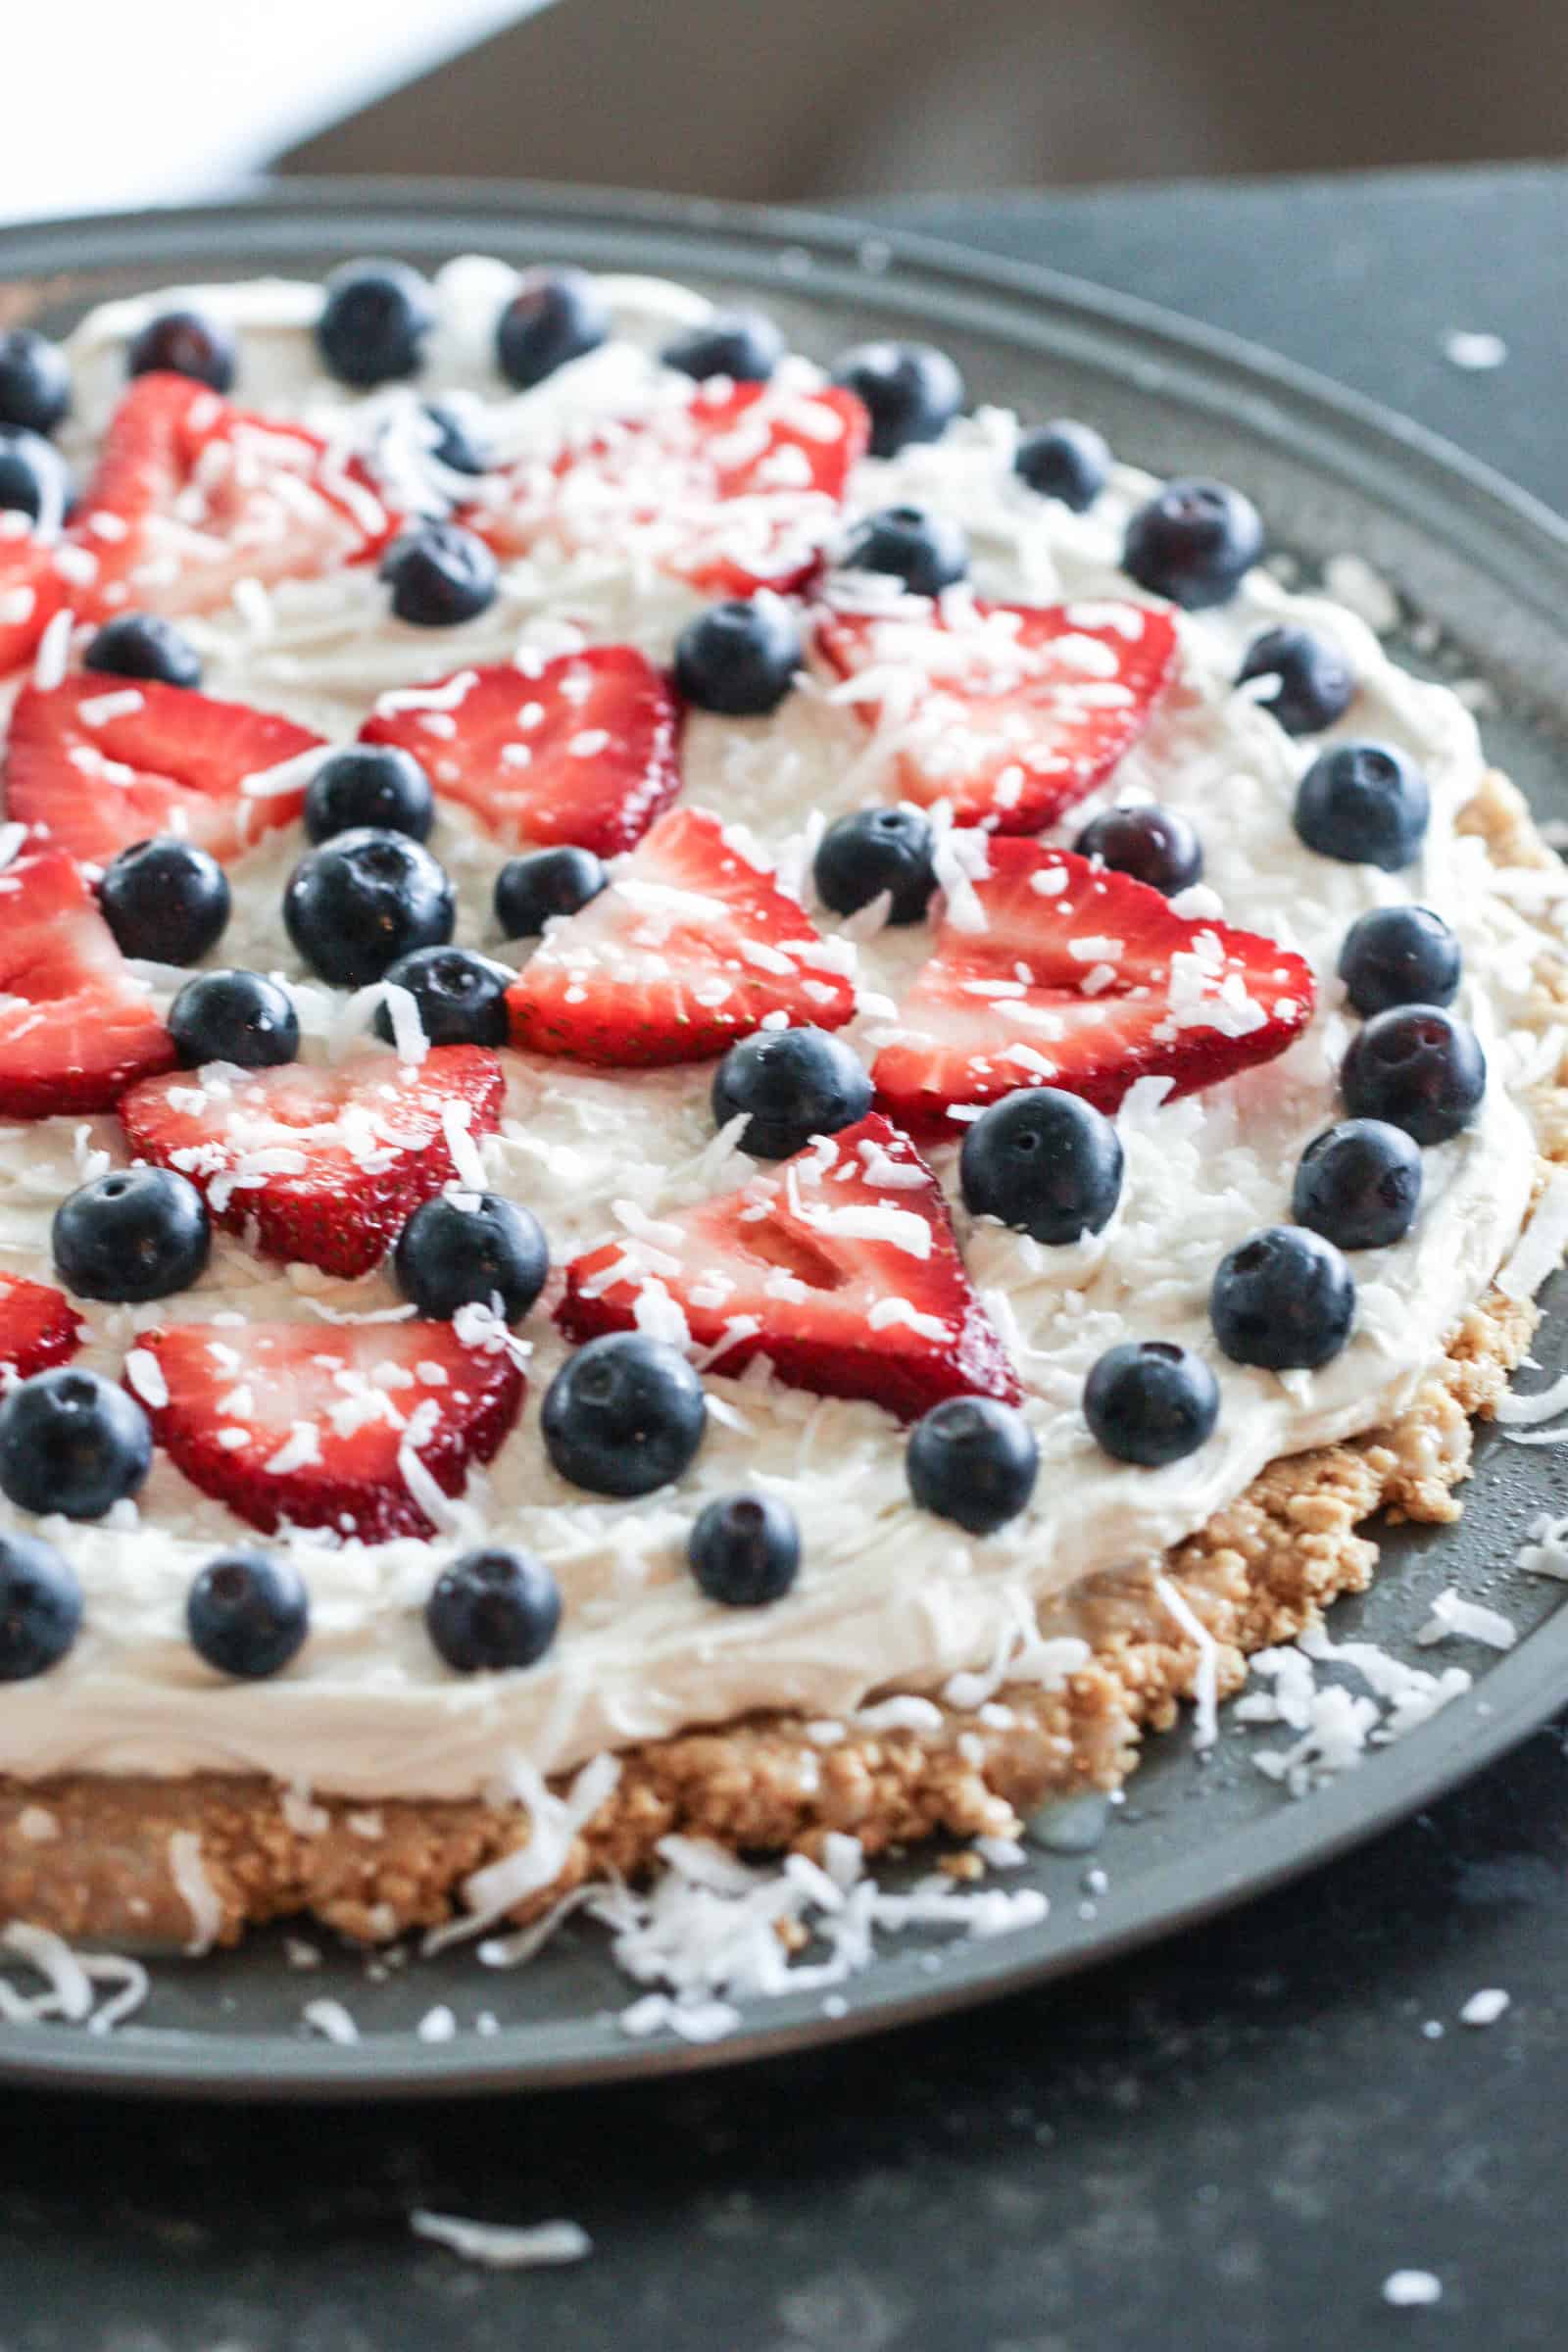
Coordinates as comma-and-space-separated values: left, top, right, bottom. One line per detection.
9, 0, 1568, 223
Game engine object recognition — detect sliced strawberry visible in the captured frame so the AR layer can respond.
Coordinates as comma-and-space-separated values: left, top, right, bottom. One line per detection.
119, 1047, 505, 1280
560, 1112, 1018, 1422
133, 1318, 524, 1543
816, 597, 1178, 833
472, 377, 869, 595
0, 1271, 82, 1383
0, 524, 67, 675
69, 373, 396, 622
359, 647, 682, 858
872, 842, 1314, 1133
4, 673, 324, 869
0, 848, 174, 1116
506, 805, 856, 1068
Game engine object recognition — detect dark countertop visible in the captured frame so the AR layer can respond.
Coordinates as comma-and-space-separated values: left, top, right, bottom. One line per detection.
8, 165, 1568, 2352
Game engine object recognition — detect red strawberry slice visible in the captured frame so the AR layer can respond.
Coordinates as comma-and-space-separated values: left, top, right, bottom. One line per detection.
359, 647, 682, 858
472, 377, 869, 595
506, 805, 856, 1067
872, 842, 1314, 1133
816, 597, 1178, 833
132, 1318, 524, 1543
560, 1112, 1018, 1422
0, 848, 174, 1116
4, 673, 324, 869
0, 525, 67, 675
119, 1047, 505, 1280
0, 1271, 82, 1384
69, 373, 396, 622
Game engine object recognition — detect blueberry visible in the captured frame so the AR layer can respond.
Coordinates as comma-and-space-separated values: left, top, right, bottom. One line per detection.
305, 744, 433, 844
1013, 418, 1110, 512
380, 521, 498, 627
830, 341, 964, 460
168, 969, 299, 1068
1072, 804, 1202, 897
495, 268, 610, 390
0, 1533, 81, 1680
1209, 1226, 1355, 1370
662, 310, 784, 384
838, 504, 968, 598
1293, 740, 1430, 870
541, 1333, 706, 1497
959, 1088, 1123, 1245
0, 329, 71, 438
494, 845, 606, 938
710, 1026, 872, 1159
186, 1552, 309, 1680
53, 1165, 210, 1302
394, 1191, 548, 1324
1237, 624, 1354, 736
0, 425, 70, 526
126, 308, 236, 393
906, 1396, 1039, 1534
1337, 905, 1460, 1016
98, 837, 230, 964
0, 1367, 152, 1519
284, 828, 455, 987
1293, 1118, 1424, 1250
84, 612, 203, 689
1082, 1340, 1219, 1466
315, 261, 433, 388
673, 595, 802, 716
812, 805, 936, 926
688, 1494, 800, 1606
1122, 479, 1263, 610
422, 402, 488, 477
374, 945, 512, 1049
425, 1545, 562, 1672
1340, 1004, 1486, 1145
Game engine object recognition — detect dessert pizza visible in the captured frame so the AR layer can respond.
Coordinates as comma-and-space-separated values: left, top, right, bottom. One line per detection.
0, 256, 1562, 1959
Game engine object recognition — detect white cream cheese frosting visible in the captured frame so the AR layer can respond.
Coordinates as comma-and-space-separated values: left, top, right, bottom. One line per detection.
0, 259, 1558, 1800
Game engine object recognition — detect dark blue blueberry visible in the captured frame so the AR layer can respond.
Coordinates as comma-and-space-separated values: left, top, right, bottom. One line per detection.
1209, 1226, 1355, 1370
495, 268, 610, 390
662, 310, 784, 384
673, 595, 802, 716
688, 1494, 801, 1606
1072, 804, 1202, 897
186, 1552, 309, 1680
959, 1088, 1124, 1246
315, 262, 432, 388
52, 1165, 210, 1302
813, 805, 936, 926
98, 837, 230, 964
0, 1532, 81, 1681
1083, 1340, 1220, 1467
1237, 624, 1354, 736
283, 828, 455, 987
1337, 904, 1460, 1016
425, 1545, 561, 1672
710, 1026, 872, 1159
1013, 418, 1109, 511
380, 521, 498, 627
830, 341, 964, 459
374, 945, 512, 1049
541, 1333, 706, 1498
906, 1396, 1039, 1535
305, 744, 433, 844
84, 612, 203, 689
0, 426, 70, 525
1293, 1118, 1424, 1251
838, 503, 968, 598
394, 1191, 548, 1325
1294, 740, 1430, 871
168, 969, 299, 1068
126, 308, 236, 393
0, 329, 71, 438
0, 1367, 152, 1519
423, 402, 488, 477
1340, 1004, 1486, 1145
494, 845, 606, 938
1122, 479, 1263, 610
